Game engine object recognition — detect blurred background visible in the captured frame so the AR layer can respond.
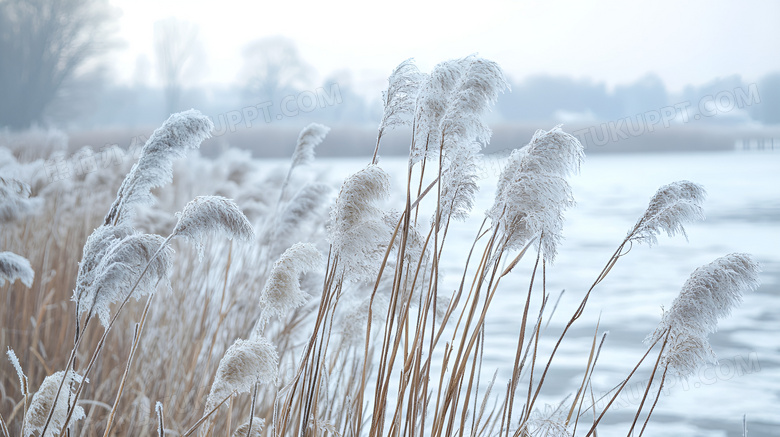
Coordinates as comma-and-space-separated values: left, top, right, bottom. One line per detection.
2, 0, 780, 157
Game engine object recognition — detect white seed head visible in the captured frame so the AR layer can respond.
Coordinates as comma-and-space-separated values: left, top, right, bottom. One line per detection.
379, 59, 426, 133
73, 229, 173, 328
0, 251, 34, 287
205, 337, 279, 415
646, 253, 761, 377
104, 109, 213, 226
173, 196, 255, 260
232, 417, 265, 437
328, 165, 393, 282
291, 123, 330, 168
259, 243, 322, 322
488, 126, 584, 262
0, 177, 42, 223
629, 180, 706, 246
23, 370, 86, 437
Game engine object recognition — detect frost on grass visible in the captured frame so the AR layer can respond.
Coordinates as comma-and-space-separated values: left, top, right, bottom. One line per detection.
646, 253, 761, 377
628, 180, 706, 246
0, 177, 42, 223
258, 242, 322, 323
172, 195, 255, 260
104, 109, 213, 226
520, 402, 572, 437
73, 230, 173, 328
23, 370, 86, 437
0, 251, 34, 287
265, 182, 331, 253
328, 164, 392, 282
204, 336, 279, 416
488, 126, 584, 262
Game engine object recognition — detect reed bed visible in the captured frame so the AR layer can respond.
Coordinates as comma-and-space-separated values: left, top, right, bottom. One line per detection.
0, 56, 761, 437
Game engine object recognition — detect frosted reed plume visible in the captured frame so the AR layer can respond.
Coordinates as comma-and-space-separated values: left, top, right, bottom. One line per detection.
378, 59, 426, 135
628, 180, 706, 246
0, 251, 34, 287
437, 57, 507, 224
172, 195, 255, 260
488, 126, 584, 262
104, 109, 213, 226
73, 232, 174, 327
204, 336, 279, 419
0, 177, 42, 223
232, 418, 265, 437
328, 164, 391, 282
646, 253, 761, 376
258, 242, 322, 323
267, 183, 331, 253
290, 123, 330, 170
23, 370, 85, 437
6, 349, 28, 397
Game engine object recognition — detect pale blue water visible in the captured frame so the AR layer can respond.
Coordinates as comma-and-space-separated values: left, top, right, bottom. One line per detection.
312, 150, 780, 436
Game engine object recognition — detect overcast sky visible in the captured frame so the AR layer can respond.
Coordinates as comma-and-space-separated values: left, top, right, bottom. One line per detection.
110, 0, 780, 95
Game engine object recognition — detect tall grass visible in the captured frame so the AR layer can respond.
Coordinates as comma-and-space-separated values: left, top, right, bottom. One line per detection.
0, 56, 761, 437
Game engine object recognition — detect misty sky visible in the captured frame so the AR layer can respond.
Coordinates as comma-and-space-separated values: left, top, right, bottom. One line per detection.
110, 0, 780, 95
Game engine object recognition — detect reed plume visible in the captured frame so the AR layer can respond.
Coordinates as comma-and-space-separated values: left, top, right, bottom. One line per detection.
172, 195, 255, 260
258, 242, 322, 323
488, 126, 584, 262
204, 336, 279, 417
646, 253, 761, 376
0, 251, 34, 287
104, 109, 213, 226
328, 164, 392, 282
628, 180, 706, 246
0, 177, 42, 223
22, 370, 85, 437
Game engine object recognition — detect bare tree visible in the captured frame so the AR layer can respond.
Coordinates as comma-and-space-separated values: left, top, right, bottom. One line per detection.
0, 0, 116, 129
241, 36, 314, 103
154, 18, 204, 115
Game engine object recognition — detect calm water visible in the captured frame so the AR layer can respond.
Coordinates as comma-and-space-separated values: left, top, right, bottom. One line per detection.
313, 151, 780, 436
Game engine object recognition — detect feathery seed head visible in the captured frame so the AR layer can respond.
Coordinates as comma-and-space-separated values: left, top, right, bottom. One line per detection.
328, 165, 393, 282
259, 242, 322, 322
0, 177, 42, 223
23, 370, 86, 437
647, 253, 761, 377
104, 109, 213, 226
291, 123, 330, 168
488, 126, 584, 262
629, 180, 706, 246
0, 251, 34, 287
379, 59, 426, 133
173, 196, 255, 260
74, 230, 173, 328
232, 418, 265, 437
205, 336, 279, 415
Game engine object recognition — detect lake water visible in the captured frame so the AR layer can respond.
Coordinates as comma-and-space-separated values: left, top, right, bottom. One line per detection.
311, 150, 780, 437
